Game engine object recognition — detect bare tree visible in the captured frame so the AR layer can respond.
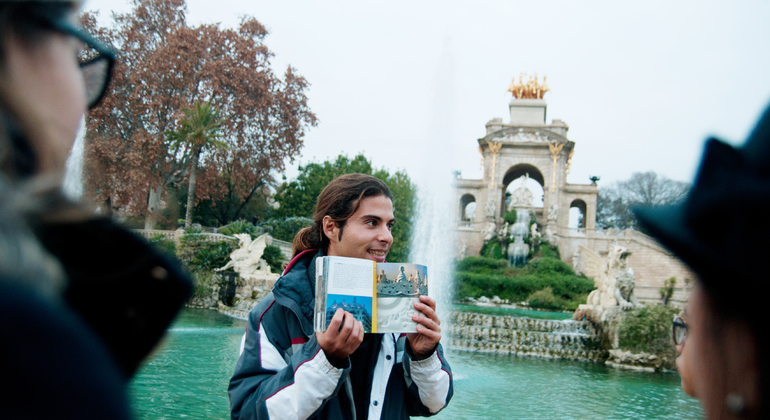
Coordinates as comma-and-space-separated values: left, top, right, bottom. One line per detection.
617, 172, 690, 206
597, 172, 690, 229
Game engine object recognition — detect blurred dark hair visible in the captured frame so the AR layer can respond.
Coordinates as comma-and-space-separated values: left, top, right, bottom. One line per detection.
0, 2, 77, 178
292, 174, 392, 257
0, 2, 75, 59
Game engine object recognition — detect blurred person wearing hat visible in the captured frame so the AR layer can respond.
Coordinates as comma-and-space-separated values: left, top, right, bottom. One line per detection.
634, 105, 770, 419
0, 2, 191, 418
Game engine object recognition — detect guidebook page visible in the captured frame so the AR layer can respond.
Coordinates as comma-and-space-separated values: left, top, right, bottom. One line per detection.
324, 257, 376, 333
375, 263, 428, 333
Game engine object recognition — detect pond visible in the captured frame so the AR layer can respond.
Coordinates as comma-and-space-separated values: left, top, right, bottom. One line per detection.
130, 309, 702, 419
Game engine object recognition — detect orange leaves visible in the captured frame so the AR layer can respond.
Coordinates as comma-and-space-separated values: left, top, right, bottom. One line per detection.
83, 0, 317, 219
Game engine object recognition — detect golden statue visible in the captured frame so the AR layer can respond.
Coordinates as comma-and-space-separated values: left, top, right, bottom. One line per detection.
548, 142, 565, 192
507, 73, 550, 99
486, 140, 504, 190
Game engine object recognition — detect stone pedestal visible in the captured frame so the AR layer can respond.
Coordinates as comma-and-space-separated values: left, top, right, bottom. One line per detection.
237, 271, 280, 300
509, 99, 547, 125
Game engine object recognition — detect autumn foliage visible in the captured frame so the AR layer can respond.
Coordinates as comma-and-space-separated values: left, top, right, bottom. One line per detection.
82, 0, 317, 227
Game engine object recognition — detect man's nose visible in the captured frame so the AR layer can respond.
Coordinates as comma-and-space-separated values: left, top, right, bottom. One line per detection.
378, 226, 393, 244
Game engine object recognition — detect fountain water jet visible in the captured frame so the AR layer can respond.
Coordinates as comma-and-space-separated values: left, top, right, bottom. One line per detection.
63, 117, 86, 200
507, 209, 530, 267
407, 37, 458, 318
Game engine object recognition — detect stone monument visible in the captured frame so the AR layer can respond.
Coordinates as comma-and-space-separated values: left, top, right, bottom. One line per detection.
573, 244, 639, 321
217, 233, 280, 302
508, 173, 534, 210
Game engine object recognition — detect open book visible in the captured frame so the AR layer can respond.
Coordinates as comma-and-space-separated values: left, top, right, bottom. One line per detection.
313, 256, 428, 334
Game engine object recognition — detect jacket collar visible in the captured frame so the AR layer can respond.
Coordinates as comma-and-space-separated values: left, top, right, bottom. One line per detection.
271, 249, 323, 337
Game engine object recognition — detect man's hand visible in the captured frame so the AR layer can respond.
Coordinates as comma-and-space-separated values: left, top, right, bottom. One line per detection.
407, 295, 441, 360
316, 308, 364, 367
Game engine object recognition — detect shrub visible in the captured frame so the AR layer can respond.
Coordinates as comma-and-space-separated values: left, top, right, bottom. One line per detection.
262, 245, 285, 274
192, 270, 217, 299
189, 241, 235, 272
258, 217, 313, 242
618, 305, 679, 362
177, 226, 236, 272
457, 257, 507, 274
220, 220, 260, 238
531, 242, 561, 260
454, 255, 595, 310
503, 209, 517, 224
148, 233, 177, 261
528, 257, 574, 276
488, 243, 505, 260
528, 287, 562, 311
659, 277, 677, 305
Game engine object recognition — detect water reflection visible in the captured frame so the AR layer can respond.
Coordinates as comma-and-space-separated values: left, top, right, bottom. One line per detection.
130, 309, 246, 419
435, 351, 702, 419
130, 309, 702, 419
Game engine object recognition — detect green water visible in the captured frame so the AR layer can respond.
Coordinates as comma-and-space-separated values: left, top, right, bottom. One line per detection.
130, 309, 703, 419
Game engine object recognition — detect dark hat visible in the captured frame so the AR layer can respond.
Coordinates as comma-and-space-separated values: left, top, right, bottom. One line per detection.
633, 104, 770, 310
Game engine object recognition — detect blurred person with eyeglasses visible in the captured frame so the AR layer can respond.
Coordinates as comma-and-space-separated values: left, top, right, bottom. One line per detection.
635, 103, 770, 419
672, 312, 697, 398
0, 2, 191, 419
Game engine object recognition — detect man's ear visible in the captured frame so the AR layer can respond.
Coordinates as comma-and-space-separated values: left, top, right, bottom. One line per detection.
322, 216, 338, 244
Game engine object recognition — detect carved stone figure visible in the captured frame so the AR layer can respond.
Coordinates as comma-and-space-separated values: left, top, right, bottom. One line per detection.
506, 73, 551, 99
217, 233, 272, 275
508, 173, 534, 210
547, 202, 559, 222
613, 251, 638, 311
572, 247, 581, 275
530, 223, 541, 240
577, 244, 638, 311
457, 241, 467, 259
499, 222, 510, 239
485, 198, 497, 218
482, 222, 496, 242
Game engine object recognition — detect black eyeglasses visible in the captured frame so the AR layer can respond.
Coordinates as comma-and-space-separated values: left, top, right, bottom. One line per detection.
37, 15, 116, 109
672, 315, 688, 345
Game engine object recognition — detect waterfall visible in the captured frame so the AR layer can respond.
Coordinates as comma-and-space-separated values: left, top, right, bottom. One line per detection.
507, 209, 530, 267
63, 117, 86, 200
447, 312, 606, 361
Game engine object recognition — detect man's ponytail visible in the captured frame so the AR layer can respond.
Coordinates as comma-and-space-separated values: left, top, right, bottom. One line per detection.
289, 174, 392, 258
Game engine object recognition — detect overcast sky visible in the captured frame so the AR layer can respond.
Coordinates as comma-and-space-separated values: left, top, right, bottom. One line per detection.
85, 0, 770, 190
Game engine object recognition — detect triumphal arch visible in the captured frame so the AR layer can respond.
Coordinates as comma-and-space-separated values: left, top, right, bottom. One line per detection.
454, 75, 598, 256
454, 75, 694, 307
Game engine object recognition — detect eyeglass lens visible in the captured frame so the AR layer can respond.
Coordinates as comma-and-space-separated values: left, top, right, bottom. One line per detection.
672, 316, 687, 345
81, 58, 109, 108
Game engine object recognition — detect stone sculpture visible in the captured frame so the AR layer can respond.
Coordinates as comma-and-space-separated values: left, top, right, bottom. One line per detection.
485, 198, 497, 218
508, 173, 534, 210
217, 233, 280, 303
572, 247, 581, 275
500, 222, 510, 240
573, 244, 638, 321
457, 241, 467, 259
530, 223, 541, 240
217, 233, 272, 275
611, 247, 638, 311
547, 202, 559, 222
482, 222, 496, 242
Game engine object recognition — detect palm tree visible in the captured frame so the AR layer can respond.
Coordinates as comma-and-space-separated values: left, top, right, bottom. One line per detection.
167, 102, 227, 228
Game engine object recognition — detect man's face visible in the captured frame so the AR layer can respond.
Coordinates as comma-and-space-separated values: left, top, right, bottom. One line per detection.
325, 195, 395, 263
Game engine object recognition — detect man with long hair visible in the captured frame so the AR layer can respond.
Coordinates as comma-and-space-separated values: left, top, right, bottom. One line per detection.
229, 173, 453, 420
